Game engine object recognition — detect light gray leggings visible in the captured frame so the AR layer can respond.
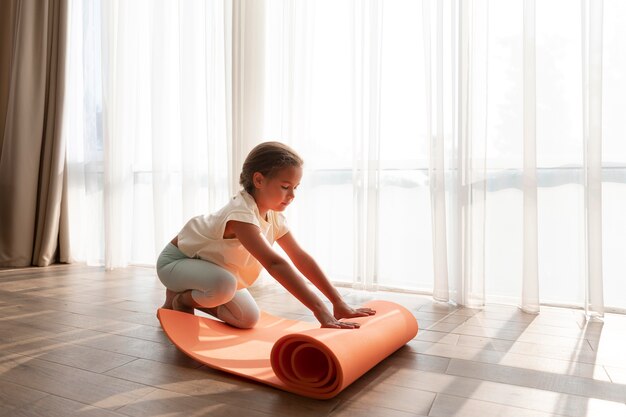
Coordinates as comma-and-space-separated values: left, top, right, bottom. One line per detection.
156, 243, 260, 329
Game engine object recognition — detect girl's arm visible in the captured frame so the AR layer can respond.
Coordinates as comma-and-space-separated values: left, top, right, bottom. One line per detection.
277, 231, 376, 320
230, 221, 360, 329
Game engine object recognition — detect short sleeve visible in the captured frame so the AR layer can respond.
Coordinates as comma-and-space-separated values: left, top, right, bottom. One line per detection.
274, 212, 289, 240
223, 210, 261, 229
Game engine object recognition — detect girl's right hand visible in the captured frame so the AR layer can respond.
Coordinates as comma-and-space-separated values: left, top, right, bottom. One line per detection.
315, 309, 361, 329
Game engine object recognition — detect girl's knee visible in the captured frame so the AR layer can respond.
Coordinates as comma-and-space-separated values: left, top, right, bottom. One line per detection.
211, 274, 238, 303
235, 308, 259, 329
216, 297, 260, 329
192, 273, 237, 306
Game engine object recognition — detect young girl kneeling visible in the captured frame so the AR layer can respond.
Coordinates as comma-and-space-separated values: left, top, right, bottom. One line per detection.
156, 141, 375, 329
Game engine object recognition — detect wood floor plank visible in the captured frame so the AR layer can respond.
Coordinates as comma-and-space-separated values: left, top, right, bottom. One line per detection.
115, 388, 274, 417
50, 328, 203, 369
336, 378, 436, 415
341, 362, 626, 417
1, 264, 626, 417
428, 393, 559, 417
604, 365, 626, 384
104, 358, 340, 417
0, 355, 155, 409
4, 394, 128, 417
409, 339, 612, 381
0, 336, 137, 373
432, 391, 626, 417
0, 380, 49, 415
329, 400, 427, 417
445, 358, 626, 403
0, 310, 79, 343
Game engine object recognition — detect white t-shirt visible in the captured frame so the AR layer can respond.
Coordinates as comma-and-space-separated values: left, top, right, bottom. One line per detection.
177, 190, 289, 289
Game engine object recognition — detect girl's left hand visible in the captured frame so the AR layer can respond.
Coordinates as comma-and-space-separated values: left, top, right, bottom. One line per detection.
333, 300, 376, 320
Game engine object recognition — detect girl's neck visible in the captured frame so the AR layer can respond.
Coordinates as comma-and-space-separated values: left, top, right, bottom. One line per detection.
248, 190, 269, 221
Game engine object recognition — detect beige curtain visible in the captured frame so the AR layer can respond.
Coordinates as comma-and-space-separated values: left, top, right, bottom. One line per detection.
0, 0, 69, 267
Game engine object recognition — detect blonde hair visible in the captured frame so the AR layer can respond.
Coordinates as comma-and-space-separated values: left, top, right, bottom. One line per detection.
239, 141, 304, 194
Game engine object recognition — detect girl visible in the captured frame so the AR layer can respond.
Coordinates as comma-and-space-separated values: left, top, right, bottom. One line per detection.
156, 141, 375, 329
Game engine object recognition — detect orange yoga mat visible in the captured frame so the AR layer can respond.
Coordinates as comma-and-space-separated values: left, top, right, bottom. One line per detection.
157, 300, 418, 399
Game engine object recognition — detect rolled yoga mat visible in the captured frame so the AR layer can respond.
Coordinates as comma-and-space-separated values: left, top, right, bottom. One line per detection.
157, 300, 418, 399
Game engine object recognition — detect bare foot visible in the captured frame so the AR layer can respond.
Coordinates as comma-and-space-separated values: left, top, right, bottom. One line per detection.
160, 288, 176, 310
171, 291, 195, 315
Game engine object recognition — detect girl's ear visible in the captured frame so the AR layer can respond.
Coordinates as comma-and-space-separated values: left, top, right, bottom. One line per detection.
252, 172, 265, 189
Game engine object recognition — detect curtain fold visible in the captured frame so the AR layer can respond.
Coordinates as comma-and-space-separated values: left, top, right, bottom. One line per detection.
352, 0, 383, 291
0, 0, 69, 267
581, 0, 604, 317
522, 0, 539, 313
423, 0, 488, 307
230, 0, 266, 195
423, 0, 450, 302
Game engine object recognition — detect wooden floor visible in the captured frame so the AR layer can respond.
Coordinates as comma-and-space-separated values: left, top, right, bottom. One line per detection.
1, 265, 626, 417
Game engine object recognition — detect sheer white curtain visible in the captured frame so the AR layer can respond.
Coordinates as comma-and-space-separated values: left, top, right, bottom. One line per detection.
64, 0, 626, 313
264, 0, 444, 293
264, 0, 626, 314
65, 0, 231, 268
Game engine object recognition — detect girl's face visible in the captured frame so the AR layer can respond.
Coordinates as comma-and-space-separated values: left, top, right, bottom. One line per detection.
252, 165, 303, 214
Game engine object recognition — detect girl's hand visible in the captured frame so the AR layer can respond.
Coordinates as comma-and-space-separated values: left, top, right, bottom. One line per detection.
333, 300, 376, 320
315, 309, 362, 329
